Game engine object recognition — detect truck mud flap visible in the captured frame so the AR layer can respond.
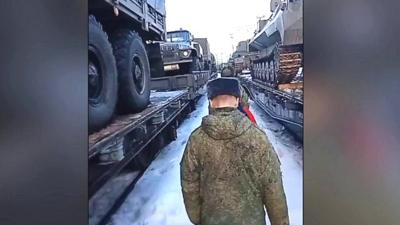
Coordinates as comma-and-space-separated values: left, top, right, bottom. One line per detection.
147, 42, 165, 77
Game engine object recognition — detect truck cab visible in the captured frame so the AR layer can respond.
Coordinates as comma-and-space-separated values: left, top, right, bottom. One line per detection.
161, 30, 202, 75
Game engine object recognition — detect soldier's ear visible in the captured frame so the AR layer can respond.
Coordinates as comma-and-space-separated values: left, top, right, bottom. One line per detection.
235, 98, 239, 107
209, 99, 214, 108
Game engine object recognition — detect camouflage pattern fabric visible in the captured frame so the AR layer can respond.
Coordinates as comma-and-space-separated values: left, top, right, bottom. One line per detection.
180, 107, 289, 225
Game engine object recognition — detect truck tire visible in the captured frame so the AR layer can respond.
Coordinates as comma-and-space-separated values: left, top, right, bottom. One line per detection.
112, 30, 151, 113
88, 15, 118, 132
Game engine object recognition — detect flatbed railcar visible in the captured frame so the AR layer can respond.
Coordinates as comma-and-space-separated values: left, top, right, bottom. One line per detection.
89, 71, 214, 225
239, 74, 303, 141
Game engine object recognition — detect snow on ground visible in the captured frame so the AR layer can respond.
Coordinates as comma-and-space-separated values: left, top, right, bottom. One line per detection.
250, 102, 303, 225
90, 172, 140, 225
108, 97, 303, 225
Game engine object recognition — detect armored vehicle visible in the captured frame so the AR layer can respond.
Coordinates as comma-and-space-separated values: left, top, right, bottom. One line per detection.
160, 29, 202, 76
249, 0, 303, 85
242, 0, 303, 140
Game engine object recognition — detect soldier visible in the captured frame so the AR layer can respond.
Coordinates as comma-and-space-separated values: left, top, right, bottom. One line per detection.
219, 67, 257, 124
207, 80, 256, 124
221, 65, 235, 77
180, 77, 289, 225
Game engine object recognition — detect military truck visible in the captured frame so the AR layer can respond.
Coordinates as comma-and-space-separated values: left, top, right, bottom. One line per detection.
89, 0, 166, 132
242, 0, 303, 140
193, 38, 212, 70
160, 29, 203, 76
233, 55, 251, 75
210, 54, 217, 72
192, 41, 205, 69
233, 57, 245, 75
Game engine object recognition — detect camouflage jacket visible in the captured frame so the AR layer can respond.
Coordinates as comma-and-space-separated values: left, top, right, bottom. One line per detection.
180, 108, 289, 225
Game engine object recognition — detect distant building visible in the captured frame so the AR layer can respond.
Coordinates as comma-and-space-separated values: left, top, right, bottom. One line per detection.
236, 40, 249, 52
231, 40, 250, 59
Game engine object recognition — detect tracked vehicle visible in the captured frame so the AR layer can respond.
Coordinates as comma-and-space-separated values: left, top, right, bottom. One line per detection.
250, 0, 303, 85
242, 0, 303, 140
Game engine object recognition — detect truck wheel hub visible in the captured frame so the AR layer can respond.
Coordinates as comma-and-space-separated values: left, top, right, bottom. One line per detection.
88, 58, 103, 103
131, 55, 145, 94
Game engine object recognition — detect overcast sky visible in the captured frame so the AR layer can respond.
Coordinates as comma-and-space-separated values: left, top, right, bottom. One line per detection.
165, 0, 271, 63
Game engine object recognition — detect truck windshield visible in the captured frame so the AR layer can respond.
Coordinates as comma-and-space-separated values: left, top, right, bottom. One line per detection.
167, 32, 190, 42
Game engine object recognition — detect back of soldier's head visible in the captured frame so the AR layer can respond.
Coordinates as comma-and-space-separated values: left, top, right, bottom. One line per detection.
207, 78, 241, 108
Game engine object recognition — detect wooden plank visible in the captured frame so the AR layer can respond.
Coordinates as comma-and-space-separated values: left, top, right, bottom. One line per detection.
278, 82, 303, 90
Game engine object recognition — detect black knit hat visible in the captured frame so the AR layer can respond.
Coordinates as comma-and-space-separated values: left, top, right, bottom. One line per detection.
207, 77, 241, 99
